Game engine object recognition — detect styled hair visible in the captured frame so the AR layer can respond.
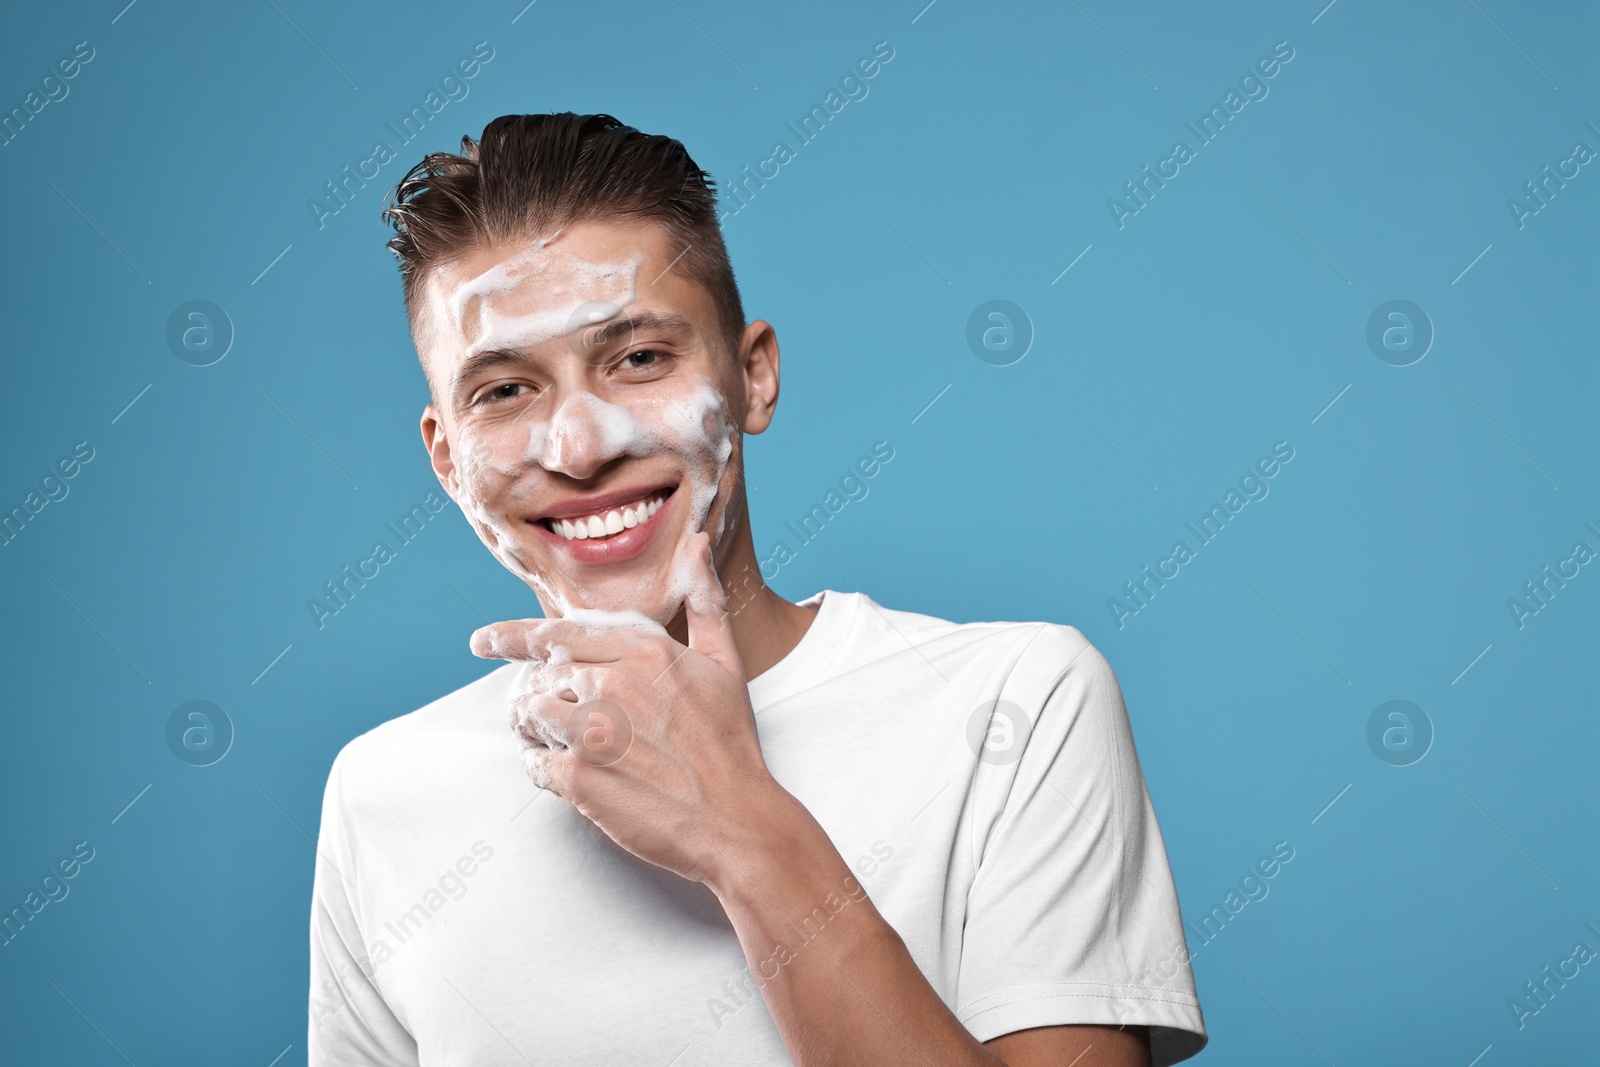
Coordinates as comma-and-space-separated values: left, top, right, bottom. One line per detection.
381, 112, 745, 366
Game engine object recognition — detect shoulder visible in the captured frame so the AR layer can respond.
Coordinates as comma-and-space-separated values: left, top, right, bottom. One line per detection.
857, 594, 1112, 685
324, 661, 523, 799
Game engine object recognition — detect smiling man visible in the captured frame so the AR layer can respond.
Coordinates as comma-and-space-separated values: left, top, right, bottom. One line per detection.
308, 113, 1207, 1066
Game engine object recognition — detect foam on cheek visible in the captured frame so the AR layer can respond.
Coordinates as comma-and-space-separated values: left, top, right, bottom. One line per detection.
453, 375, 738, 626
439, 235, 651, 614
527, 376, 734, 536
450, 436, 577, 622
583, 376, 736, 624
654, 376, 736, 537
441, 231, 740, 626
451, 426, 542, 585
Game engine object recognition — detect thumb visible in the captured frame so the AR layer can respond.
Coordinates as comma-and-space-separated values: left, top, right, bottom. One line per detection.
674, 531, 741, 675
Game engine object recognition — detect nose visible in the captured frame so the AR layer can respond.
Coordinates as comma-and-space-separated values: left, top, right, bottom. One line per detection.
536, 390, 632, 480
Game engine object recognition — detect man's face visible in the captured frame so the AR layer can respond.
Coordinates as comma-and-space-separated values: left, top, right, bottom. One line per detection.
416, 217, 751, 625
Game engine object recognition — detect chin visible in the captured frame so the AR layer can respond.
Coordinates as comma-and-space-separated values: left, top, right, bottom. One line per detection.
530, 569, 680, 627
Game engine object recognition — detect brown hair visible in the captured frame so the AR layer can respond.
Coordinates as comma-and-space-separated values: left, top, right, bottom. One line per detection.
381, 112, 745, 366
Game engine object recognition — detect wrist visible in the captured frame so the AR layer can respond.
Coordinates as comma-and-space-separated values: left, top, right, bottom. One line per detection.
703, 783, 843, 906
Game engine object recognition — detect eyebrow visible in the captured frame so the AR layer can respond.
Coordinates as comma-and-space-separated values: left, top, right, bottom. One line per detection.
586, 310, 697, 348
450, 349, 529, 404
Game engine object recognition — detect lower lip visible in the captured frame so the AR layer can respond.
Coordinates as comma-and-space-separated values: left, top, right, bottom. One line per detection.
529, 491, 675, 565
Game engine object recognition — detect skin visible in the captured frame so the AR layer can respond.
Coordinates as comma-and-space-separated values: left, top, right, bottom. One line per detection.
415, 217, 1151, 1067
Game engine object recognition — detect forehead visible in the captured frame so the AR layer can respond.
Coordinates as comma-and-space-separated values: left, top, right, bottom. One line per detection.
430, 216, 679, 297
417, 217, 694, 365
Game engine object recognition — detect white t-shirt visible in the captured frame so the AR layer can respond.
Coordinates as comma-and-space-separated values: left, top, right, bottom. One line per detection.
309, 590, 1207, 1065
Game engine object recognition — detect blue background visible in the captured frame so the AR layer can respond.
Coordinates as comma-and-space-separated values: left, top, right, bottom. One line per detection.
2, 0, 1595, 1063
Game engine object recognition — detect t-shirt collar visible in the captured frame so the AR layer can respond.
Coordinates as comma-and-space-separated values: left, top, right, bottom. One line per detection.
745, 589, 859, 712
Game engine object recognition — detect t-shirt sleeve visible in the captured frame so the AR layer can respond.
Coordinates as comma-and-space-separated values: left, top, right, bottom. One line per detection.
308, 745, 421, 1066
954, 627, 1207, 1066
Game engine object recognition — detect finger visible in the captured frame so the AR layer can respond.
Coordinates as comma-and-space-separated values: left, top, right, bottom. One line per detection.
473, 618, 631, 664
564, 698, 633, 767
525, 662, 586, 702
510, 693, 574, 749
471, 617, 550, 661
673, 530, 742, 675
519, 744, 557, 792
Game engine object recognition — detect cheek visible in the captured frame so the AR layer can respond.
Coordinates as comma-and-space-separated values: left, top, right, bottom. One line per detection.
647, 378, 735, 463
618, 383, 732, 520
451, 428, 537, 562
455, 425, 526, 504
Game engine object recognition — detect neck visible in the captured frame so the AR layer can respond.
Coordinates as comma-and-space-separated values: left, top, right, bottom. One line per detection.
664, 513, 817, 680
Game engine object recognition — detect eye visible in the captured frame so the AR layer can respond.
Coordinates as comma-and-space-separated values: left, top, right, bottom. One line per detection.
621, 349, 667, 370
478, 382, 528, 405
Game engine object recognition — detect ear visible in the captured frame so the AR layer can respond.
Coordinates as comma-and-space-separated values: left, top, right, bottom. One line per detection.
420, 404, 461, 502
736, 319, 780, 436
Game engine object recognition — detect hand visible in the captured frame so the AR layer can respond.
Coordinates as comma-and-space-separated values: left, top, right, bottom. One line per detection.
470, 532, 784, 887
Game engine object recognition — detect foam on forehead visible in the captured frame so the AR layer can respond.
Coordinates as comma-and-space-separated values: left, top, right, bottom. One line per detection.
446, 230, 646, 357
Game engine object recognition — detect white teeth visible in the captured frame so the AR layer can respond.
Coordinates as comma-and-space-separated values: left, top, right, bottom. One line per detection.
548, 493, 668, 541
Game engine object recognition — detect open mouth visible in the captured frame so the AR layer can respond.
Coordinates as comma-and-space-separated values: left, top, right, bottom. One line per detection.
540, 487, 675, 542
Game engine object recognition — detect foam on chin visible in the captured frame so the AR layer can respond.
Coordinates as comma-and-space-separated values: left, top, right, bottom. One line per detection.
559, 607, 667, 637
